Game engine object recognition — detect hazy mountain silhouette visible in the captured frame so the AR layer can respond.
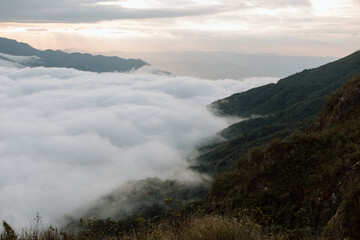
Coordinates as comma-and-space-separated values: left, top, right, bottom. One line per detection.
132, 51, 336, 79
0, 37, 148, 72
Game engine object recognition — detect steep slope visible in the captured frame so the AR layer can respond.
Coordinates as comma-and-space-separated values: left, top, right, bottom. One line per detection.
211, 51, 360, 117
209, 74, 360, 239
195, 51, 360, 175
69, 178, 209, 223
0, 37, 148, 72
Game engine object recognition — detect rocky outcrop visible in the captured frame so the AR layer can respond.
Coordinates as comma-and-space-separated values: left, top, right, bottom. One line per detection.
313, 74, 360, 130
322, 160, 360, 239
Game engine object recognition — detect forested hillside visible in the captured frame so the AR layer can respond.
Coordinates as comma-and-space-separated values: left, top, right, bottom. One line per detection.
210, 74, 360, 239
195, 50, 360, 175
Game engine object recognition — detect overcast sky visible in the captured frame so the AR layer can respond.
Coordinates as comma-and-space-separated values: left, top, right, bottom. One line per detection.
0, 0, 359, 57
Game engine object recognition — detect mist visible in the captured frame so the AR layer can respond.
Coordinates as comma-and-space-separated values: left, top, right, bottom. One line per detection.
0, 58, 278, 227
99, 51, 336, 80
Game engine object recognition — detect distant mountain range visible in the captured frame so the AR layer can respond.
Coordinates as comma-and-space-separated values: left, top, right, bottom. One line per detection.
124, 51, 337, 79
0, 37, 148, 72
2, 37, 335, 79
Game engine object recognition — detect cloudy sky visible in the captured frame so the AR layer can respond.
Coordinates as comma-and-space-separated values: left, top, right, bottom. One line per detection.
0, 0, 359, 57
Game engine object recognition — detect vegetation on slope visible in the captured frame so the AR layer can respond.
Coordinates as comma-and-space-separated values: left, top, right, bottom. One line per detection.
195, 50, 360, 175
210, 74, 360, 239
65, 178, 210, 226
0, 203, 288, 240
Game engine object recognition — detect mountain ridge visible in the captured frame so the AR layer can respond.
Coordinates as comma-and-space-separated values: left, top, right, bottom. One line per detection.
209, 74, 360, 239
0, 37, 148, 72
211, 50, 360, 117
127, 51, 336, 79
194, 50, 360, 175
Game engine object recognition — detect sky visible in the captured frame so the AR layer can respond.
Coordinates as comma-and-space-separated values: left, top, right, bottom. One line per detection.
0, 55, 278, 227
0, 0, 359, 57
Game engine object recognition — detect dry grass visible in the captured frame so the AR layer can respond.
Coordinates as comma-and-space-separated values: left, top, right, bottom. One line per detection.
0, 214, 270, 240
2, 213, 318, 240
171, 215, 262, 240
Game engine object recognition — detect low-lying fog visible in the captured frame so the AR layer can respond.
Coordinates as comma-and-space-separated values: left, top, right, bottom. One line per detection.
0, 57, 278, 227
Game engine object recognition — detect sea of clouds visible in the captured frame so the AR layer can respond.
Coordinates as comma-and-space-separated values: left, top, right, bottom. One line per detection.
0, 56, 278, 227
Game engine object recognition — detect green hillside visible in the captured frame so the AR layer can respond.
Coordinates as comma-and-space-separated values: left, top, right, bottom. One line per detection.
210, 74, 360, 239
195, 51, 360, 175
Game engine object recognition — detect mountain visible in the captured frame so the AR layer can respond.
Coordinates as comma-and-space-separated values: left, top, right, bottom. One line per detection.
194, 50, 360, 175
0, 37, 148, 72
209, 74, 360, 239
128, 51, 336, 79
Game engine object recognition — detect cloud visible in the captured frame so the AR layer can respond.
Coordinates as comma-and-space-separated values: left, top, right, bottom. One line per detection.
0, 53, 41, 67
0, 0, 312, 23
1, 0, 357, 57
251, 0, 310, 7
0, 59, 278, 227
0, 0, 225, 23
141, 0, 310, 9
72, 177, 211, 222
